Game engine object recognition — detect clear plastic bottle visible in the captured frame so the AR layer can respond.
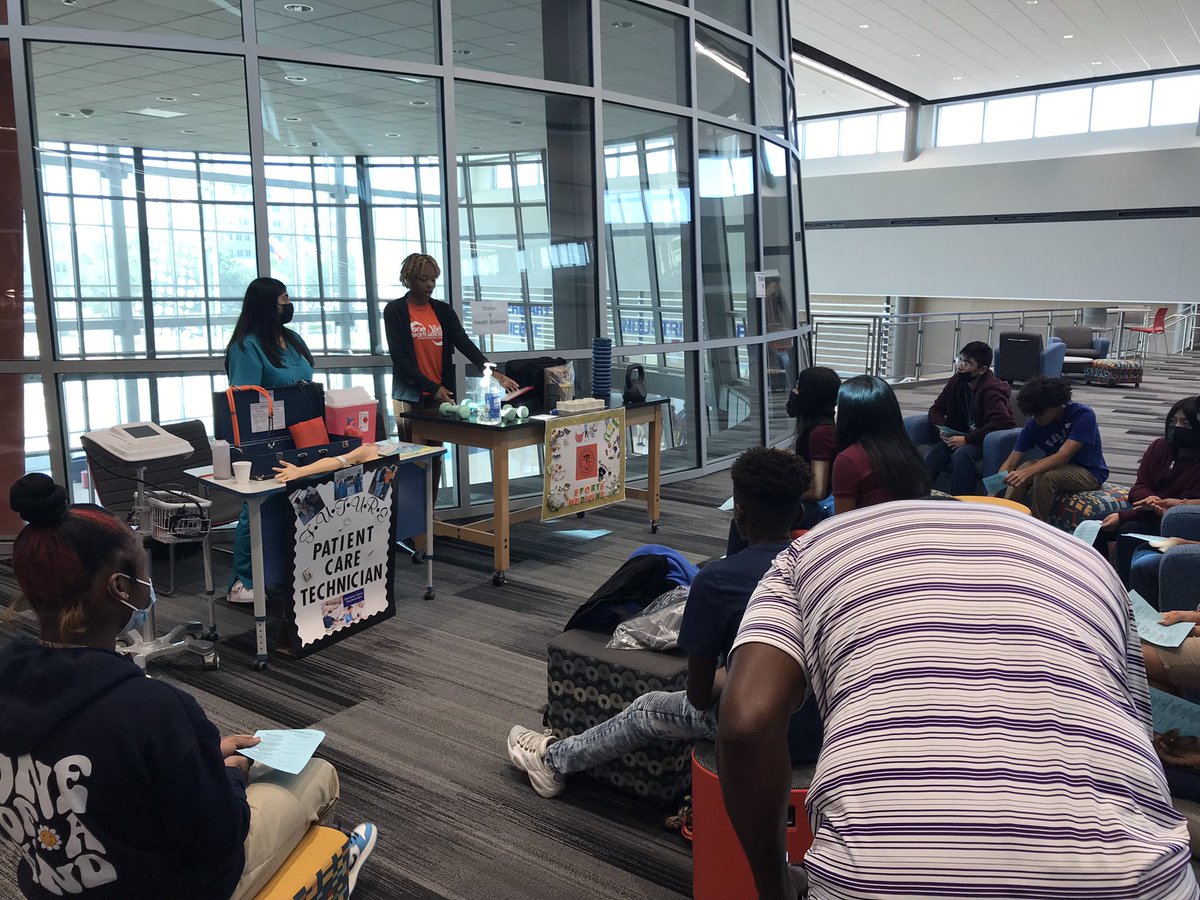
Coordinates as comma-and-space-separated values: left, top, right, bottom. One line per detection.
477, 363, 503, 424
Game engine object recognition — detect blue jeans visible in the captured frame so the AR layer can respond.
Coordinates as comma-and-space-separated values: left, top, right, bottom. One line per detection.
545, 690, 716, 776
1130, 547, 1163, 608
923, 440, 983, 495
231, 503, 252, 590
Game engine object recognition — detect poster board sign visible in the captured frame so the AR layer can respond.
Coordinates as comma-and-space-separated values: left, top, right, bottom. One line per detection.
472, 301, 509, 335
283, 461, 398, 655
542, 407, 625, 520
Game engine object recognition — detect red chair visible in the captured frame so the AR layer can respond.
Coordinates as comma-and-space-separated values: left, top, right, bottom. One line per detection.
1124, 306, 1170, 357
691, 744, 815, 900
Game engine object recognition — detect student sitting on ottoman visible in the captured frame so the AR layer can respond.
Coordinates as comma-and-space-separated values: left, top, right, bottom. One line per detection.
504, 447, 823, 797
1001, 376, 1109, 521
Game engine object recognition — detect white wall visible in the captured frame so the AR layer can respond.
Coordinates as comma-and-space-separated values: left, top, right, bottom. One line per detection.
800, 127, 1200, 303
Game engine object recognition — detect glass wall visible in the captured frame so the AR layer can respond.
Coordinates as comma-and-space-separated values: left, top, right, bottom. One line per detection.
3, 0, 806, 527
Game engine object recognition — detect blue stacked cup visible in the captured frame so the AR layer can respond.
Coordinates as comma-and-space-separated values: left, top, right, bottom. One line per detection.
591, 337, 613, 400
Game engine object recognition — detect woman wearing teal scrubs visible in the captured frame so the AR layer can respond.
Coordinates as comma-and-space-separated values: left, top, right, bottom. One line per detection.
223, 277, 314, 604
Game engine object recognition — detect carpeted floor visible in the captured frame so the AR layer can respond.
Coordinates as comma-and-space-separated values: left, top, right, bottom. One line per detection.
0, 352, 1196, 898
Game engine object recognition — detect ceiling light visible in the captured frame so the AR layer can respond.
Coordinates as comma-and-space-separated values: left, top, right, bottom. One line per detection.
283, 116, 302, 122
697, 41, 750, 84
453, 48, 473, 55
1026, 1, 1037, 4
283, 3, 313, 11
385, 132, 401, 137
409, 100, 428, 106
911, 53, 921, 57
610, 20, 633, 29
284, 75, 307, 83
1013, 74, 1021, 78
191, 93, 201, 97
505, 41, 517, 47
156, 96, 177, 102
791, 52, 908, 108
55, 112, 75, 118
60, 0, 76, 5
858, 23, 869, 29
1091, 60, 1103, 65
952, 75, 963, 80
284, 143, 298, 148
129, 107, 186, 118
1063, 34, 1074, 39
180, 129, 197, 134
509, 120, 523, 125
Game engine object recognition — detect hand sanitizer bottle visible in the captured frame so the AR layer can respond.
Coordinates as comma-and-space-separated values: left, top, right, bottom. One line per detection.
478, 363, 503, 424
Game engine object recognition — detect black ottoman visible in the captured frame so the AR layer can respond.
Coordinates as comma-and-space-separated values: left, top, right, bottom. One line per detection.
545, 628, 691, 803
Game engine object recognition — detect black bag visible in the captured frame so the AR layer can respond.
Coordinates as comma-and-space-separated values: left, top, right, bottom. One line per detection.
505, 357, 567, 406
213, 382, 361, 478
564, 554, 676, 634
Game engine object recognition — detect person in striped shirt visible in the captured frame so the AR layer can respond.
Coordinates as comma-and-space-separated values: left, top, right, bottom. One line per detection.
718, 500, 1198, 900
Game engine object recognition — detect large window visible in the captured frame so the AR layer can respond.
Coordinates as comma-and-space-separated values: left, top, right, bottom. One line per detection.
799, 109, 905, 159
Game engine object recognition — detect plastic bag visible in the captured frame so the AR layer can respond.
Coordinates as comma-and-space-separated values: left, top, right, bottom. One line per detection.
607, 585, 690, 651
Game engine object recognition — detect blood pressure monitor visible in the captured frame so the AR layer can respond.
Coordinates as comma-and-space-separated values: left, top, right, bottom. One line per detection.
83, 422, 194, 463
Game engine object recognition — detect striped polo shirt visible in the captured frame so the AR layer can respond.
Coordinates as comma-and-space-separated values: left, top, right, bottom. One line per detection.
732, 500, 1198, 899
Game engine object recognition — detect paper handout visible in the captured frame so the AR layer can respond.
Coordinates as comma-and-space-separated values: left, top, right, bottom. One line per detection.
239, 729, 326, 775
1130, 591, 1194, 649
1150, 687, 1200, 738
981, 471, 1008, 497
937, 425, 966, 437
719, 496, 734, 512
1072, 519, 1103, 546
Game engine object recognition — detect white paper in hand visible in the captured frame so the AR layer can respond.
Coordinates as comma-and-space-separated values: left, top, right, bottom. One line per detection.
1072, 519, 1103, 547
719, 496, 734, 512
239, 729, 325, 775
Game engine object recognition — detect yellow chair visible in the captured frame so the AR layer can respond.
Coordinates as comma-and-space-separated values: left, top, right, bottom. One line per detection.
253, 825, 350, 900
954, 495, 1031, 516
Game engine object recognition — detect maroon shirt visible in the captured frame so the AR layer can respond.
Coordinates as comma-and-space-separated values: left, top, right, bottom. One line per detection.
832, 442, 896, 509
1118, 438, 1200, 523
806, 423, 837, 500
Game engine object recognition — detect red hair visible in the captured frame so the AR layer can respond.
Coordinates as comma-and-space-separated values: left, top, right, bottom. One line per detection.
12, 505, 136, 636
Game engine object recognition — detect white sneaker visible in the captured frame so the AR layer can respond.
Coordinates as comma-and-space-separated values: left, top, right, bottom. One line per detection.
227, 581, 255, 604
346, 822, 377, 894
506, 726, 566, 798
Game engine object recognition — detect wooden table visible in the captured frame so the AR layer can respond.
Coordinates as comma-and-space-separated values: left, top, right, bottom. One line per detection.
401, 396, 667, 585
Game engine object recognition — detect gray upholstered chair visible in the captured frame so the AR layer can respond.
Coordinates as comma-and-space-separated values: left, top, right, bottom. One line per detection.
1050, 325, 1110, 375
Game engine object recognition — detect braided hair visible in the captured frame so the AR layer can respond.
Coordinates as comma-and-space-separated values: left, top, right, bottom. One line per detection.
399, 253, 441, 288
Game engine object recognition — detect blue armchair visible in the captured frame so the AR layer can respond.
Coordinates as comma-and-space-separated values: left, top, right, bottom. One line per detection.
993, 332, 1066, 382
1160, 506, 1200, 613
1051, 325, 1111, 375
904, 414, 1024, 495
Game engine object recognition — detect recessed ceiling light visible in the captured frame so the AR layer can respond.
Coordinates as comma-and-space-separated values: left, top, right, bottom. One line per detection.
55, 112, 75, 117
156, 96, 177, 102
385, 132, 401, 137
60, 0, 76, 5
509, 120, 523, 125
1063, 34, 1074, 39
952, 75, 963, 80
180, 129, 197, 134
610, 20, 633, 28
409, 100, 428, 106
858, 23, 869, 28
505, 41, 517, 47
1091, 60, 1103, 65
283, 3, 313, 11
283, 115, 302, 122
284, 143, 298, 148
284, 75, 307, 83
470, 146, 481, 150
911, 52, 921, 57
797, 91, 806, 97
191, 93, 201, 97
453, 48, 473, 55
1013, 74, 1021, 78
1026, 1, 1037, 5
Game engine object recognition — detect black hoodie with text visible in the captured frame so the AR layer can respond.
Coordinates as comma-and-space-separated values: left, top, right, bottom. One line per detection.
0, 639, 250, 899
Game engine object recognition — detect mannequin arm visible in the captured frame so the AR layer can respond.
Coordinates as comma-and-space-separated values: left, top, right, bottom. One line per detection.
273, 443, 381, 483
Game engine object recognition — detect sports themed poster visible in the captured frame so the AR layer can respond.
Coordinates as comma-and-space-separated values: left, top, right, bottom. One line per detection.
542, 408, 625, 520
285, 463, 398, 654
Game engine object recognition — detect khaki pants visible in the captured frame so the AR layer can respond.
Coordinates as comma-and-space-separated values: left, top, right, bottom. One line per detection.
230, 758, 341, 900
1004, 461, 1099, 521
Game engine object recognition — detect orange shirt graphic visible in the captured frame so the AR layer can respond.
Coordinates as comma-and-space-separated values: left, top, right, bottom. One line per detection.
408, 301, 444, 392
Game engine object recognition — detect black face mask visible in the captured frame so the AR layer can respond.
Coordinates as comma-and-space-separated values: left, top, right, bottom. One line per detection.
279, 303, 294, 325
1167, 424, 1200, 450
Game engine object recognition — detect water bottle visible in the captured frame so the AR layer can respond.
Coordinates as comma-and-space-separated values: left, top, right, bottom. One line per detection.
212, 439, 232, 480
478, 364, 503, 425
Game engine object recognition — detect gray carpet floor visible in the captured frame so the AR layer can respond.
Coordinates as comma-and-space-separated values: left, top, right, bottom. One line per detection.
1, 352, 1196, 898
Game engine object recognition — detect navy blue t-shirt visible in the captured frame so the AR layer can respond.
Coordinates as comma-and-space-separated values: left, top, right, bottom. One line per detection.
677, 540, 791, 666
1014, 401, 1109, 484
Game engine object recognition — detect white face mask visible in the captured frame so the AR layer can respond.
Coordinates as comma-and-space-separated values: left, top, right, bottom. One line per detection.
116, 573, 156, 635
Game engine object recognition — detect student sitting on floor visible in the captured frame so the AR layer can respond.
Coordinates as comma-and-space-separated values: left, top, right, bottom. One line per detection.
0, 474, 376, 899
832, 375, 931, 514
505, 447, 823, 798
1001, 376, 1109, 521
